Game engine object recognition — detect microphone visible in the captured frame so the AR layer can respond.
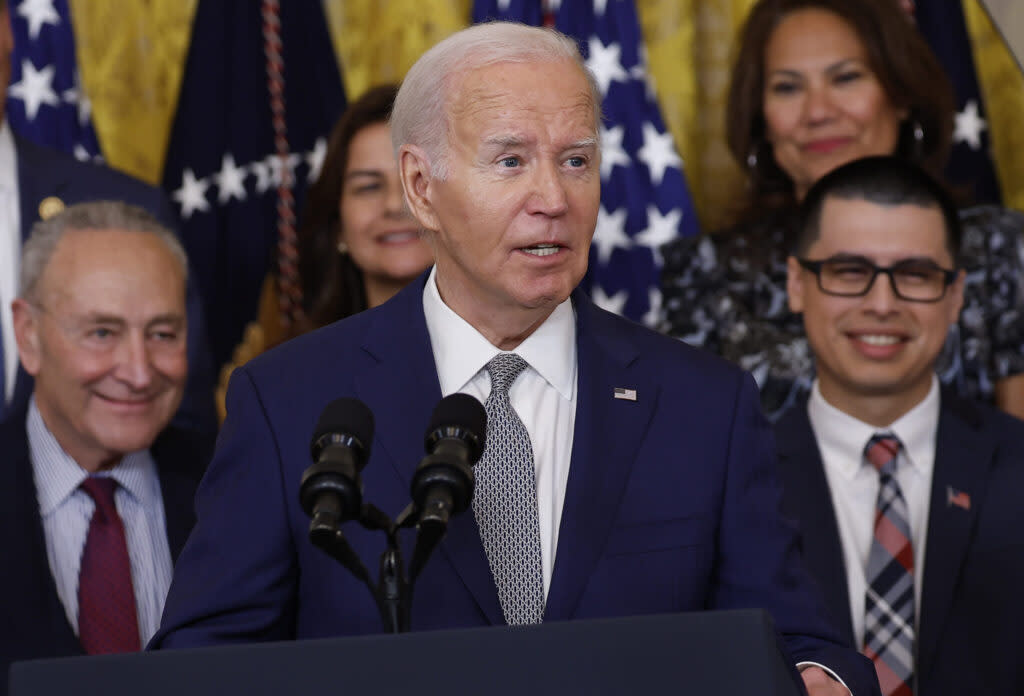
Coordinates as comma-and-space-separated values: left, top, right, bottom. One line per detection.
410, 393, 486, 531
299, 398, 374, 546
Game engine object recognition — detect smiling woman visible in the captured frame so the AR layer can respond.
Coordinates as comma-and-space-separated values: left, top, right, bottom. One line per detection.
216, 85, 434, 421
659, 0, 1024, 421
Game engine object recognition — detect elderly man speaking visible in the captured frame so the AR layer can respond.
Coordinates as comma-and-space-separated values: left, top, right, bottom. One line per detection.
152, 22, 877, 695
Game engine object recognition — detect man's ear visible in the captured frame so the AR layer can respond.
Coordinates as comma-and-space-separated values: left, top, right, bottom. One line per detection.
12, 298, 42, 377
399, 144, 442, 233
946, 268, 966, 325
786, 255, 806, 313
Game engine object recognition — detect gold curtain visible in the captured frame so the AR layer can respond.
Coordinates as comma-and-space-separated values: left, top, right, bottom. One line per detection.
69, 0, 197, 186
74, 1, 1015, 218
965, 0, 1024, 212
638, 0, 758, 229
324, 0, 470, 101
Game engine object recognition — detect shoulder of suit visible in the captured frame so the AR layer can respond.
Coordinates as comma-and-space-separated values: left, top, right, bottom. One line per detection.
941, 388, 1024, 448
17, 134, 165, 202
581, 294, 747, 375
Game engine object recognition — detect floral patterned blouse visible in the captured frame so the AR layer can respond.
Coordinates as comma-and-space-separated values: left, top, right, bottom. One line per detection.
659, 205, 1024, 420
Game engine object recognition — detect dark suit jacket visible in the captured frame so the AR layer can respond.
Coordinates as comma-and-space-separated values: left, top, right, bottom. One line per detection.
775, 394, 1024, 695
0, 408, 209, 696
0, 135, 216, 435
152, 274, 878, 692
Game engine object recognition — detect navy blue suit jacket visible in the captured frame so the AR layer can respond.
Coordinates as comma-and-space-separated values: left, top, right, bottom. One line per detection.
0, 135, 216, 435
774, 394, 1024, 694
153, 275, 878, 693
0, 408, 210, 696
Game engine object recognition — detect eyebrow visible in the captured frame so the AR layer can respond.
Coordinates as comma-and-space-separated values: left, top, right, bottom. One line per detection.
481, 135, 599, 151
74, 312, 186, 327
78, 313, 126, 326
482, 135, 532, 149
824, 253, 944, 265
147, 313, 187, 327
567, 137, 599, 150
345, 169, 384, 180
768, 58, 866, 79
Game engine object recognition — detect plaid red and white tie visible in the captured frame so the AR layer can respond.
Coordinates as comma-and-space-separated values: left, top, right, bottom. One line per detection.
862, 434, 915, 696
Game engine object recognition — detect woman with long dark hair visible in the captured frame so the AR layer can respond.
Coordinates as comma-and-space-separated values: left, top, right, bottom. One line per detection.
659, 0, 1024, 420
217, 85, 432, 419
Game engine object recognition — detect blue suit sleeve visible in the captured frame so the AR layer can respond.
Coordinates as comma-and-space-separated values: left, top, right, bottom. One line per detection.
711, 373, 880, 695
150, 367, 297, 648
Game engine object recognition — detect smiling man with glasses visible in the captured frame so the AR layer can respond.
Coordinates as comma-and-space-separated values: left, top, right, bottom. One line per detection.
773, 155, 1024, 696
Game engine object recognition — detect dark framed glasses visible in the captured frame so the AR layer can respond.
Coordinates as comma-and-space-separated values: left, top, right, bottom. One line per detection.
797, 256, 958, 302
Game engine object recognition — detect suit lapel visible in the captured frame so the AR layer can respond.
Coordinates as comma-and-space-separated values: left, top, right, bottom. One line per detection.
918, 394, 990, 678
544, 294, 658, 622
354, 278, 504, 625
774, 406, 856, 646
2, 419, 83, 657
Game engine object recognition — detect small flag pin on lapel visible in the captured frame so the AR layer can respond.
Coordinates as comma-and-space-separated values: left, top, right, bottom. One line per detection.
946, 486, 971, 511
614, 387, 637, 401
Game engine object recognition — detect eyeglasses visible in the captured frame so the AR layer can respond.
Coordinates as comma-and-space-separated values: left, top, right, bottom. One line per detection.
797, 257, 958, 302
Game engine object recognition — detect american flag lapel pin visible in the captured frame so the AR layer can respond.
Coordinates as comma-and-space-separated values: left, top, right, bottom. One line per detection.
946, 485, 971, 511
613, 387, 637, 401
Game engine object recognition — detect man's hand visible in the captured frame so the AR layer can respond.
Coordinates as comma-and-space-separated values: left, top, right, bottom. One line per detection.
801, 666, 852, 695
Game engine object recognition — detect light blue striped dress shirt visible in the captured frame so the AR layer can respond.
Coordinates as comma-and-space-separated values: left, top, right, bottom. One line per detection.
26, 398, 174, 645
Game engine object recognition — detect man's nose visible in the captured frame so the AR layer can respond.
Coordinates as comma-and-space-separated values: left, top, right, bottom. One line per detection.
527, 161, 569, 216
115, 333, 155, 390
862, 271, 900, 315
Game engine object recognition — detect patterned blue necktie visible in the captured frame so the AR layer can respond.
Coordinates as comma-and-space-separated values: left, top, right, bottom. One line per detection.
863, 434, 915, 696
472, 353, 544, 625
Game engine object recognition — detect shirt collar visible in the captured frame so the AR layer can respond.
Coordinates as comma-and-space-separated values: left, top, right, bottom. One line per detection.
26, 396, 159, 514
422, 265, 577, 400
807, 375, 940, 479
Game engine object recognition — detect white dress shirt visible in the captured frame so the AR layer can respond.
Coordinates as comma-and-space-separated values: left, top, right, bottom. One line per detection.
26, 397, 175, 645
0, 120, 20, 404
807, 377, 939, 647
423, 270, 849, 691
422, 266, 576, 598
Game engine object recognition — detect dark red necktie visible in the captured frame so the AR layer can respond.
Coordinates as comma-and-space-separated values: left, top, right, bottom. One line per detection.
77, 477, 141, 654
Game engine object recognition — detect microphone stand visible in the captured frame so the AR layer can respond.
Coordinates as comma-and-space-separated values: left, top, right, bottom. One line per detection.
308, 501, 450, 634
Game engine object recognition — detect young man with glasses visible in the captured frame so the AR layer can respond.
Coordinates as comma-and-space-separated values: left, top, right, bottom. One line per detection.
775, 155, 1024, 696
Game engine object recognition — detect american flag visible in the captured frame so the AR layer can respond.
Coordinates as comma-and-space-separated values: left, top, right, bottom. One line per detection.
946, 485, 971, 512
913, 0, 1002, 204
472, 0, 700, 326
5, 0, 101, 160
162, 1, 346, 368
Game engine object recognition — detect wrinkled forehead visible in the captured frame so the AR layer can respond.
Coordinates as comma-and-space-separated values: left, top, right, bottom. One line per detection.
446, 59, 599, 136
40, 229, 187, 308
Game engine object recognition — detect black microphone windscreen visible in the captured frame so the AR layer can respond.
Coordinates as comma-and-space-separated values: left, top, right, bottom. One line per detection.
312, 397, 375, 449
428, 393, 486, 443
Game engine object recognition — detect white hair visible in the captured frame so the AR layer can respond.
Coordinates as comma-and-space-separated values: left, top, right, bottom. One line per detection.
19, 200, 188, 302
391, 21, 602, 179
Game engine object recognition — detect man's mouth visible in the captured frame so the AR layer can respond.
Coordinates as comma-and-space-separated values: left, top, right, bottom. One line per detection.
856, 334, 902, 346
521, 243, 561, 257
